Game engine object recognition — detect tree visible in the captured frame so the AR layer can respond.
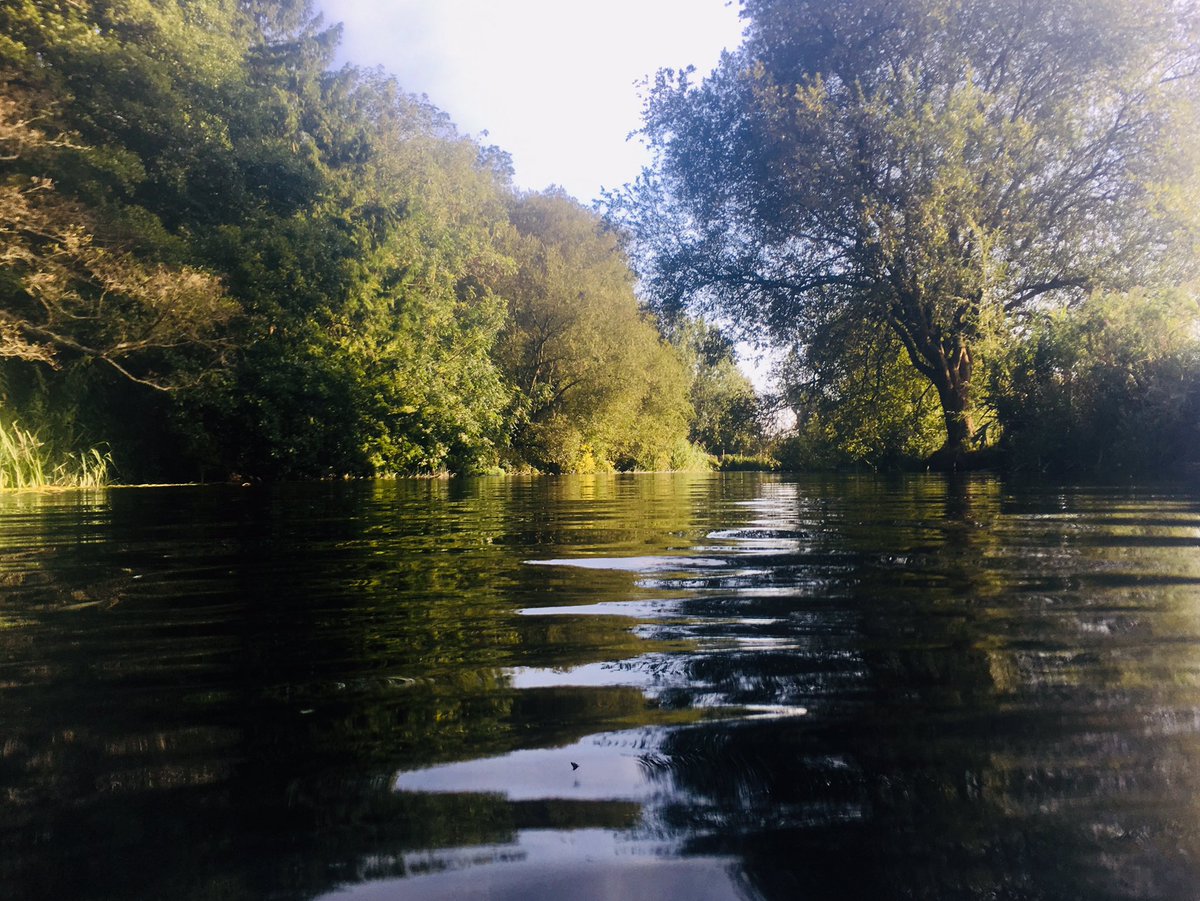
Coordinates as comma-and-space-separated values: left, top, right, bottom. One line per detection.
326, 82, 516, 475
495, 192, 693, 472
187, 73, 517, 478
0, 77, 235, 390
611, 0, 1200, 462
0, 0, 724, 480
775, 314, 945, 467
0, 0, 516, 478
990, 286, 1200, 474
670, 317, 763, 456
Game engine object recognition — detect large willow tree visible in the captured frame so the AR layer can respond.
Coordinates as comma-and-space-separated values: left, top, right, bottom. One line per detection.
614, 0, 1200, 461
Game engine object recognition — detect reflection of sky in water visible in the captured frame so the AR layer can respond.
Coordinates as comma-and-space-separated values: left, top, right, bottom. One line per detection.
385, 503, 830, 900
508, 657, 687, 689
323, 830, 748, 901
395, 729, 668, 801
495, 480, 1200, 899
387, 725, 761, 900
517, 600, 684, 618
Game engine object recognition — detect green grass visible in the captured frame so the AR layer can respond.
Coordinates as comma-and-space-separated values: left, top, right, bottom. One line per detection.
0, 420, 111, 489
715, 454, 781, 472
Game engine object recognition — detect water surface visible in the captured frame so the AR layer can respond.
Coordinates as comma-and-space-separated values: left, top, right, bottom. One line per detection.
3, 473, 1200, 900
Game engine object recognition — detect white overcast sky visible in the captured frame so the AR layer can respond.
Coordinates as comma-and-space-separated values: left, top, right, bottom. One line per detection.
317, 0, 745, 203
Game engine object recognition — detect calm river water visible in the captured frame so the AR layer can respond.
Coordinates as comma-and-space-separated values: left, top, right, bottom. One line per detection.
3, 473, 1200, 900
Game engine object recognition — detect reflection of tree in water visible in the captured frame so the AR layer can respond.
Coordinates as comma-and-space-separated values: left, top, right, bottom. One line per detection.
639, 477, 1200, 900
0, 475, 729, 901
7, 475, 1200, 900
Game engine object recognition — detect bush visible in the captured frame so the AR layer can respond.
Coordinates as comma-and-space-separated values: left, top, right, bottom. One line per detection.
715, 454, 780, 472
991, 288, 1200, 476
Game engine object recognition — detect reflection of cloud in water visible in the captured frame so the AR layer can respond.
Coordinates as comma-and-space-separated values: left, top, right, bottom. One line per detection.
387, 722, 760, 900
505, 651, 814, 719
323, 830, 749, 901
738, 704, 808, 719
706, 528, 811, 554
689, 543, 787, 555
518, 524, 849, 717
635, 571, 772, 591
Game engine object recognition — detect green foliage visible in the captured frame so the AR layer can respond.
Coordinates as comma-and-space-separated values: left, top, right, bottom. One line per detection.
0, 0, 513, 478
991, 288, 1200, 475
0, 0, 740, 479
0, 419, 50, 489
495, 192, 693, 472
4, 0, 1198, 479
0, 418, 110, 489
0, 76, 237, 388
185, 80, 519, 478
715, 454, 778, 472
667, 438, 713, 472
611, 0, 1200, 460
668, 318, 764, 456
776, 317, 946, 469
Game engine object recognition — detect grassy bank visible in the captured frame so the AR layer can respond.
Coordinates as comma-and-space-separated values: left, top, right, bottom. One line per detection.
0, 421, 111, 489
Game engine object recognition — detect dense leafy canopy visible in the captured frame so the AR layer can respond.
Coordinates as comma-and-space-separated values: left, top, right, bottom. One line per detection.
991, 287, 1200, 474
496, 192, 695, 472
6, 0, 1192, 480
612, 0, 1200, 461
776, 318, 944, 468
0, 0, 733, 480
668, 317, 764, 457
0, 81, 236, 388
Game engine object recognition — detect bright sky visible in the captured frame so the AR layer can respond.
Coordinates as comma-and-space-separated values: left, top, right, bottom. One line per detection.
318, 0, 745, 203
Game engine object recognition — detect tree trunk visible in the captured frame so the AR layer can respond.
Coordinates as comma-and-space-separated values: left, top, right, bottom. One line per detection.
930, 373, 974, 470
887, 300, 976, 469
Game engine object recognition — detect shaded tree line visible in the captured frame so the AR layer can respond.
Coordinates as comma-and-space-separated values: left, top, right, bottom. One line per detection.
0, 0, 763, 482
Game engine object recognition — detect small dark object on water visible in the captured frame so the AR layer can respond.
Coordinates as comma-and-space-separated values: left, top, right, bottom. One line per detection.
571, 762, 579, 770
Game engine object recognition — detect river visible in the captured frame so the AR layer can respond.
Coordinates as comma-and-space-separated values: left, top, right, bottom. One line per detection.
3, 473, 1200, 900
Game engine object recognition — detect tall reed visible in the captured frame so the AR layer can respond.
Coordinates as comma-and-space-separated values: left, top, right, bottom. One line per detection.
0, 420, 111, 489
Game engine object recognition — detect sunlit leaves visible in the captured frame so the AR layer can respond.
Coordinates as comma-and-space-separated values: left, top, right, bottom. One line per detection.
496, 192, 694, 472
0, 0, 719, 479
0, 81, 235, 388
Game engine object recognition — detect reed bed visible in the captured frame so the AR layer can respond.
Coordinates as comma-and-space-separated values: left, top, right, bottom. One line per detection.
0, 421, 111, 489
